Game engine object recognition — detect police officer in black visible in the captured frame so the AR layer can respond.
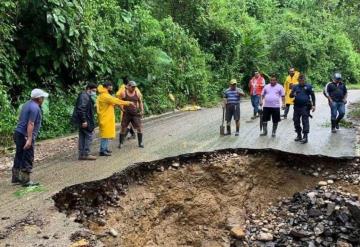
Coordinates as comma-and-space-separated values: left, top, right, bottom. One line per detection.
290, 74, 316, 144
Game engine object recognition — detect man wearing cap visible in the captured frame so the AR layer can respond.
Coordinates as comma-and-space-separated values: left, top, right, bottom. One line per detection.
97, 82, 133, 156
12, 89, 48, 186
223, 79, 245, 136
260, 75, 285, 137
290, 74, 316, 144
324, 73, 348, 133
249, 71, 266, 119
118, 81, 145, 148
116, 76, 142, 140
283, 67, 300, 119
72, 83, 98, 160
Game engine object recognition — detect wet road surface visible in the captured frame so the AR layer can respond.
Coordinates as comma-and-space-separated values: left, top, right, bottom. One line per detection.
0, 91, 359, 243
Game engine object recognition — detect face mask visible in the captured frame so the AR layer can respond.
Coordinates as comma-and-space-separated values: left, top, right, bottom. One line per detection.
91, 94, 97, 102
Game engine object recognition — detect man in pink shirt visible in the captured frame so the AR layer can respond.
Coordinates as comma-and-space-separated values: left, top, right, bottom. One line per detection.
260, 75, 285, 137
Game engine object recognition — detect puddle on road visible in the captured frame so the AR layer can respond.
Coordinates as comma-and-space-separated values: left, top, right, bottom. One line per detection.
53, 149, 355, 247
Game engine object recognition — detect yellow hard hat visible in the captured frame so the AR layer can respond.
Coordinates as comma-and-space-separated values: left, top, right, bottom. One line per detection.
230, 79, 237, 85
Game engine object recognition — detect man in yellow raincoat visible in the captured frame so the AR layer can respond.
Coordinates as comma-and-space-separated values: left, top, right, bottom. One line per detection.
283, 68, 300, 119
115, 77, 142, 141
97, 82, 134, 156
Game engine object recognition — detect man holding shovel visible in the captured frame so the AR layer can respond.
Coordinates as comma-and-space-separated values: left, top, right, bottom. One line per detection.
223, 79, 245, 136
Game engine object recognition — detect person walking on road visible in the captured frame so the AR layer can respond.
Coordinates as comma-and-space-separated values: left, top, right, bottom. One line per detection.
97, 82, 133, 156
290, 74, 316, 144
324, 73, 348, 133
72, 83, 98, 160
12, 89, 49, 186
118, 81, 145, 148
223, 79, 246, 136
249, 71, 265, 120
260, 75, 285, 137
283, 68, 300, 119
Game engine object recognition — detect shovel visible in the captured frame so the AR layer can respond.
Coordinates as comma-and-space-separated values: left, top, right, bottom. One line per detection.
220, 106, 225, 136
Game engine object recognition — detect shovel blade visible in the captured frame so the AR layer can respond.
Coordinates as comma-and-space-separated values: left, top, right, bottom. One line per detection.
220, 126, 225, 136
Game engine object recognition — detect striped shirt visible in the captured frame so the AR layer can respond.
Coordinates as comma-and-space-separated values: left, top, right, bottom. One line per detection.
224, 88, 242, 104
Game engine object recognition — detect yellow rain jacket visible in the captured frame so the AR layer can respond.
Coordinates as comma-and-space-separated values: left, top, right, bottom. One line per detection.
96, 85, 131, 139
284, 71, 300, 105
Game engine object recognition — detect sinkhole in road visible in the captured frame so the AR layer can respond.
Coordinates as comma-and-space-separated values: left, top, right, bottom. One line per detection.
53, 149, 357, 247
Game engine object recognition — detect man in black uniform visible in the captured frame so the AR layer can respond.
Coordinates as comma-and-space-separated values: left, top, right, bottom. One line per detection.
290, 74, 316, 144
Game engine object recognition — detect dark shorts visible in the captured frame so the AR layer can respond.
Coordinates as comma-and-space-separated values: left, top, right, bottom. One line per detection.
121, 113, 142, 129
226, 103, 240, 122
13, 132, 34, 173
262, 107, 281, 123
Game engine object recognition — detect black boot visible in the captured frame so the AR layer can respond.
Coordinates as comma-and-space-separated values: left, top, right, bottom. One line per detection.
294, 132, 302, 142
225, 126, 231, 135
300, 133, 308, 144
127, 127, 136, 140
118, 134, 125, 149
20, 171, 39, 187
260, 123, 268, 136
335, 118, 341, 130
11, 168, 21, 184
272, 123, 278, 137
137, 133, 144, 148
331, 120, 337, 133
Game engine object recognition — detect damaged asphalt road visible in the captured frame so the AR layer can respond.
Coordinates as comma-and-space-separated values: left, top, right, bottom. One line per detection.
0, 91, 359, 246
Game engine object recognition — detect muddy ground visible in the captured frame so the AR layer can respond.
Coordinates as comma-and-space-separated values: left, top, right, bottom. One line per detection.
53, 150, 359, 247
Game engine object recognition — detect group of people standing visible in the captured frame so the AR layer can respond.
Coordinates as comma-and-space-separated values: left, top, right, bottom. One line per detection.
223, 68, 348, 143
10, 69, 349, 187
11, 78, 144, 186
74, 78, 144, 160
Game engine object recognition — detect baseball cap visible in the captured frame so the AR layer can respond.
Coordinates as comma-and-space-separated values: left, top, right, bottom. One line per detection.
230, 79, 237, 85
334, 73, 342, 80
128, 81, 137, 87
31, 89, 49, 99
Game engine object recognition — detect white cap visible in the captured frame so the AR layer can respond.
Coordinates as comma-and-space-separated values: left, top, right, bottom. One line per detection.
31, 89, 49, 99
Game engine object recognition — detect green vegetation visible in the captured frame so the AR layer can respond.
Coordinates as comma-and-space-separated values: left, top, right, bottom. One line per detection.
1, 0, 360, 146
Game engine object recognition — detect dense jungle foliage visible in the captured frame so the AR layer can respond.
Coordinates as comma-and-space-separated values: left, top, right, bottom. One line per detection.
0, 0, 360, 146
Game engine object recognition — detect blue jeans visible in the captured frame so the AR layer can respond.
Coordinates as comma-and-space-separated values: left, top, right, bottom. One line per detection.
330, 101, 345, 121
100, 139, 110, 153
251, 95, 260, 114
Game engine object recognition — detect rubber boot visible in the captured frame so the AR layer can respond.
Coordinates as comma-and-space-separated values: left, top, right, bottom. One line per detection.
11, 168, 21, 184
294, 132, 302, 142
283, 106, 289, 119
118, 134, 125, 149
20, 171, 39, 187
300, 133, 308, 144
137, 133, 144, 148
331, 120, 337, 133
335, 118, 341, 130
272, 123, 278, 137
235, 126, 240, 136
260, 123, 268, 136
225, 126, 231, 136
129, 127, 136, 139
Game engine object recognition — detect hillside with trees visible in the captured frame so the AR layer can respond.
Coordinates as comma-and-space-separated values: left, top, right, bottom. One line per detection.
1, 0, 359, 144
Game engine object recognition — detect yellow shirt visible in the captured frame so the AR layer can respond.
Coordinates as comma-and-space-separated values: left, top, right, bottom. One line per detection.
284, 71, 300, 105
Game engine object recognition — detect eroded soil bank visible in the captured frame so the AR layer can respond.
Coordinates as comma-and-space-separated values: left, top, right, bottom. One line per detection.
53, 149, 359, 247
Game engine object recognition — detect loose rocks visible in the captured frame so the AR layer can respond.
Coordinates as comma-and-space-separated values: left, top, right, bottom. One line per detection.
238, 187, 360, 246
